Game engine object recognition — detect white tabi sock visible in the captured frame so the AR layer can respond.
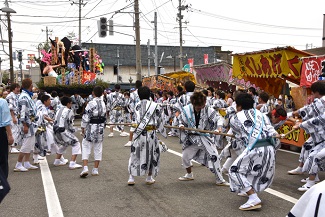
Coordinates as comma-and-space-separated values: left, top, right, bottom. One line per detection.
84, 166, 88, 170
23, 161, 31, 167
16, 162, 22, 168
69, 161, 76, 167
146, 175, 152, 181
248, 193, 258, 201
306, 179, 315, 187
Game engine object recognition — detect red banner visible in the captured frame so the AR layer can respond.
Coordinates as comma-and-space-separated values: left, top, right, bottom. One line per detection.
82, 71, 96, 84
300, 56, 325, 87
188, 58, 194, 73
204, 54, 208, 64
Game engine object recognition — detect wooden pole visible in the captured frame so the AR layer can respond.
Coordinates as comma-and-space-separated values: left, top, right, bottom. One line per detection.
164, 125, 235, 138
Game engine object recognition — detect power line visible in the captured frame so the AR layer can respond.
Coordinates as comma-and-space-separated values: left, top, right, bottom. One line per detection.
191, 8, 322, 31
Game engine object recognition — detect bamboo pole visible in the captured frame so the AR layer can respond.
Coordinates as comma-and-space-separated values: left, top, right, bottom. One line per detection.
164, 125, 235, 138
276, 128, 298, 139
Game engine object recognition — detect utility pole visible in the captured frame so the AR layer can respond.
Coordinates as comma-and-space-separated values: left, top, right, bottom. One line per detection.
178, 0, 183, 70
70, 0, 86, 46
147, 39, 150, 76
41, 26, 52, 47
177, 1, 188, 70
117, 48, 119, 84
0, 57, 2, 84
79, 0, 82, 46
153, 12, 158, 76
134, 0, 142, 81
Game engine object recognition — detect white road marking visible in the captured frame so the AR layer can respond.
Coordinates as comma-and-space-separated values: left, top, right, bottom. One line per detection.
39, 158, 64, 217
264, 188, 298, 204
278, 148, 300, 155
167, 148, 299, 204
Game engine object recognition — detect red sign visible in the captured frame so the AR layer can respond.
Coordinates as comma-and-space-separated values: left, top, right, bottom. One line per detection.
188, 58, 194, 73
27, 54, 35, 64
82, 71, 96, 84
204, 54, 208, 64
26, 65, 30, 69
300, 56, 325, 87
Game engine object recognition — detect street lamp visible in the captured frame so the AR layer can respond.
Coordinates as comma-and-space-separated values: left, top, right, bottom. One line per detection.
166, 55, 176, 72
1, 7, 16, 84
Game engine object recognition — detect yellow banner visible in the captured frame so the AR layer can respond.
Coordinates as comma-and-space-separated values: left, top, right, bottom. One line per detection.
233, 49, 306, 80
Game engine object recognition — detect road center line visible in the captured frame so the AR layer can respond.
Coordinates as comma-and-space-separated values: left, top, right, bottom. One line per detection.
39, 158, 64, 217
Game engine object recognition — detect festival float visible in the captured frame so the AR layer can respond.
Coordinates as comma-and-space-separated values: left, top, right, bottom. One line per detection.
142, 71, 196, 92
37, 37, 108, 95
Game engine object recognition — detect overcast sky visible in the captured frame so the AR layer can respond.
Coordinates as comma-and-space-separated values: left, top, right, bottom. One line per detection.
0, 0, 324, 70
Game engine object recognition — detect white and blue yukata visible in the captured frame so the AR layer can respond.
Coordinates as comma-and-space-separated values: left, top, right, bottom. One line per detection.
53, 106, 81, 155
178, 104, 226, 184
259, 103, 270, 114
123, 97, 132, 124
107, 91, 125, 131
229, 108, 280, 193
6, 91, 21, 146
81, 97, 106, 161
297, 96, 325, 174
18, 89, 38, 153
128, 100, 167, 177
71, 94, 85, 115
172, 92, 194, 136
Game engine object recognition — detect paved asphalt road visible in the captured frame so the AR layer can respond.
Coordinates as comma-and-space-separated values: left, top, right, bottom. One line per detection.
1, 120, 324, 217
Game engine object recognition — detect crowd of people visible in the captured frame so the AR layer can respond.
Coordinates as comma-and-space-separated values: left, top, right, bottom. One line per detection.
1, 78, 324, 214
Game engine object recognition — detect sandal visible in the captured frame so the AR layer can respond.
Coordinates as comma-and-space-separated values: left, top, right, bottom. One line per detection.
239, 202, 262, 211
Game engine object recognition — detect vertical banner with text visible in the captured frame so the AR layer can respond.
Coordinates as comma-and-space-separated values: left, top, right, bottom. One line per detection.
204, 54, 208, 64
188, 58, 194, 73
300, 56, 325, 87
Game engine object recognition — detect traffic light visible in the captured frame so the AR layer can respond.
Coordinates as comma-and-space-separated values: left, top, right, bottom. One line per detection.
17, 51, 22, 62
98, 17, 107, 38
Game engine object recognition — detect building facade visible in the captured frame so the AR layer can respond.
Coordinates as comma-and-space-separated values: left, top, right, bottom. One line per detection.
82, 43, 232, 84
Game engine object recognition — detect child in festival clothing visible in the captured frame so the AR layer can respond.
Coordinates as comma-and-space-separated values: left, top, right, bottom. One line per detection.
80, 86, 107, 177
123, 91, 132, 124
35, 94, 68, 164
52, 96, 82, 169
127, 86, 167, 185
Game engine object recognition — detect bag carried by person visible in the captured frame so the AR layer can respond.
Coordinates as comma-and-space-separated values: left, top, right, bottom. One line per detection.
0, 168, 10, 203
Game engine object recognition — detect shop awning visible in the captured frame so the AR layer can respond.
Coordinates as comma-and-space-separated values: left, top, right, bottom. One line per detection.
232, 46, 314, 96
193, 62, 259, 90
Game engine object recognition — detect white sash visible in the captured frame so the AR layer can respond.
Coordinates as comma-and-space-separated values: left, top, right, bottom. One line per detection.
133, 101, 157, 140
